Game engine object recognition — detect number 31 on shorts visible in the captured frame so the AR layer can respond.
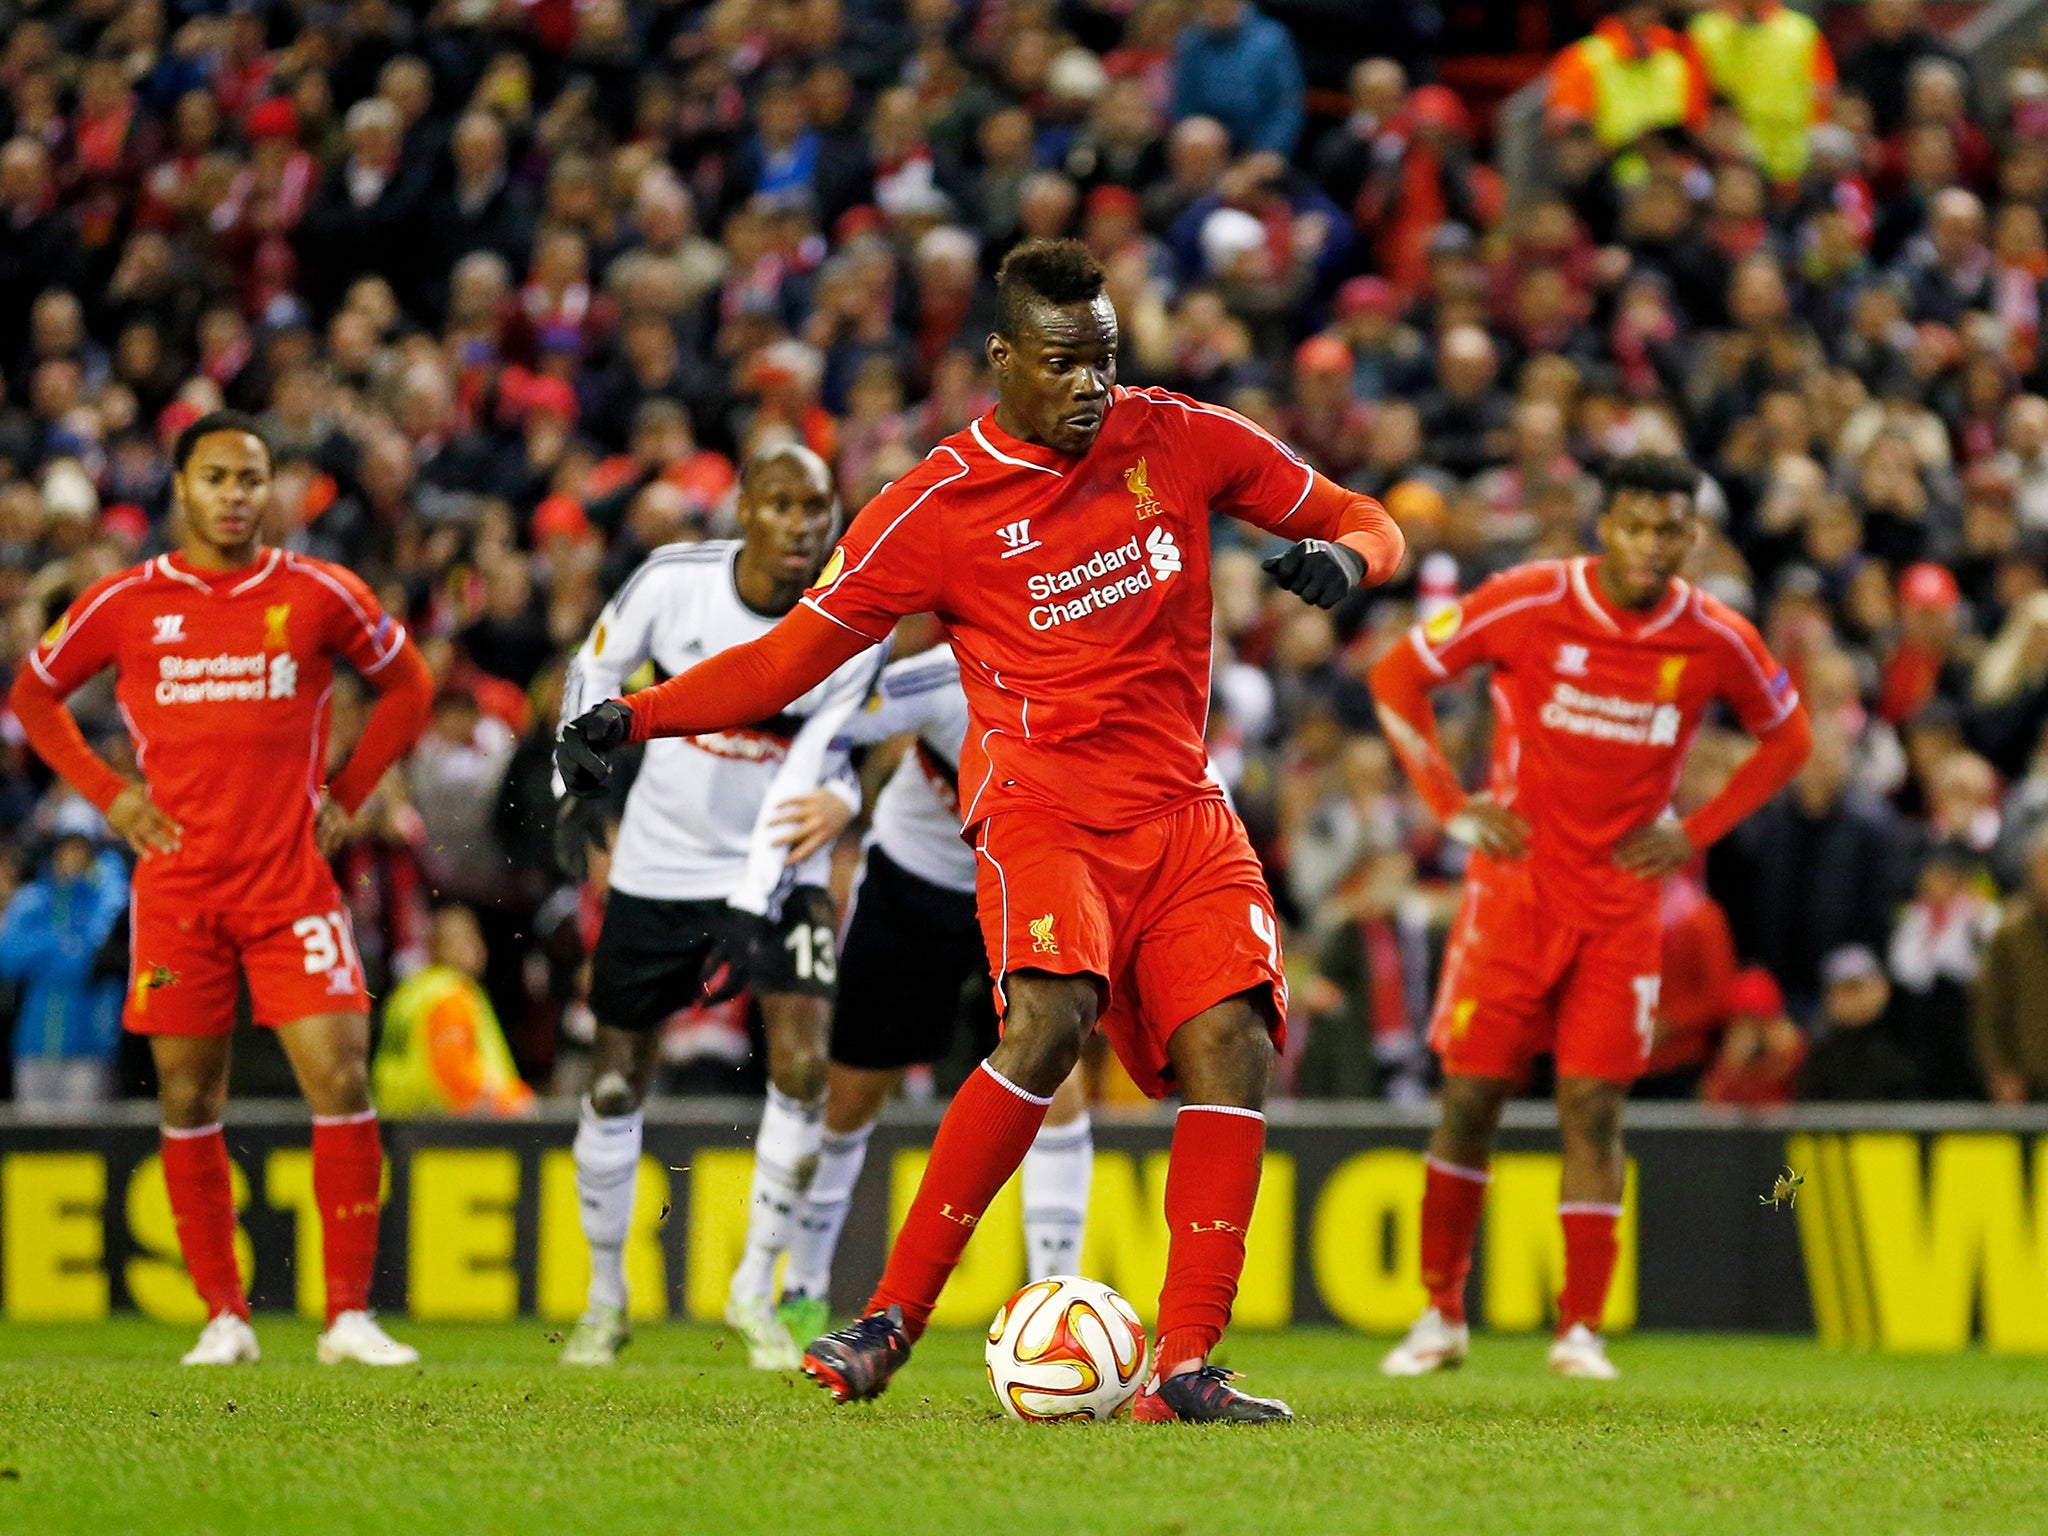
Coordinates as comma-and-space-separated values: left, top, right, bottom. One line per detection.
296, 909, 362, 982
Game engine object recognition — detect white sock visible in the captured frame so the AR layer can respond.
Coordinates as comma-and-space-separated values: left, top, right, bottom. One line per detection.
729, 1086, 825, 1303
781, 1120, 875, 1302
574, 1097, 642, 1313
1022, 1112, 1093, 1281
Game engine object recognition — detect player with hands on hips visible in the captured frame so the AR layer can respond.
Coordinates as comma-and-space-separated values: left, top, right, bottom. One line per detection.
1369, 454, 1811, 1381
8, 411, 435, 1368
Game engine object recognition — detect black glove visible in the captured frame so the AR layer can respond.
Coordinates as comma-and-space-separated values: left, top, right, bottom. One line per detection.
1262, 539, 1366, 610
556, 700, 634, 798
553, 793, 611, 883
700, 908, 776, 1003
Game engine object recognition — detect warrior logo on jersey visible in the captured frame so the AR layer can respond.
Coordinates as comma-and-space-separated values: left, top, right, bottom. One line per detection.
152, 614, 186, 644
1029, 913, 1059, 954
264, 604, 291, 648
1656, 655, 1687, 700
1555, 643, 1589, 676
998, 520, 1041, 558
1125, 458, 1164, 519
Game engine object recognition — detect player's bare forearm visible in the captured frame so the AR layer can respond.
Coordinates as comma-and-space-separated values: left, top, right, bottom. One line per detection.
623, 603, 869, 742
327, 640, 433, 814
1679, 705, 1814, 852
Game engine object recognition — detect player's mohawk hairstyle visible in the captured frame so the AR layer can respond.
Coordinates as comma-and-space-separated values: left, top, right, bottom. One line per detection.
995, 239, 1108, 337
1603, 452, 1698, 502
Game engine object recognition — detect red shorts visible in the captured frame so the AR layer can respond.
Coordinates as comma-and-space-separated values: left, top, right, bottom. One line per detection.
971, 796, 1287, 1098
1429, 863, 1660, 1083
126, 887, 370, 1036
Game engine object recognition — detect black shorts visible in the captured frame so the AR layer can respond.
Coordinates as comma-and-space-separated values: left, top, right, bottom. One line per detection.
589, 886, 837, 1033
831, 846, 994, 1072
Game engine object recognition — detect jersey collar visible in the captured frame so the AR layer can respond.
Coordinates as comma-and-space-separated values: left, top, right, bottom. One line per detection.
971, 412, 1076, 477
159, 549, 282, 596
1570, 557, 1690, 637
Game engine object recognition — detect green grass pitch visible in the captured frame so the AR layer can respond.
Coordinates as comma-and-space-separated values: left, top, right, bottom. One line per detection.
1, 1322, 2042, 1535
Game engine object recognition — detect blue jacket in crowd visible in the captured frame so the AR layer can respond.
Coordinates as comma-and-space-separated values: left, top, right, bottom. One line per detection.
1172, 4, 1307, 159
0, 849, 129, 1064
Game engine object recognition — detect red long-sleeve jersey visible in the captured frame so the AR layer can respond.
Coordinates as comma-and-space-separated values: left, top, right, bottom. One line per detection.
10, 549, 432, 913
1370, 557, 1811, 923
624, 388, 1403, 832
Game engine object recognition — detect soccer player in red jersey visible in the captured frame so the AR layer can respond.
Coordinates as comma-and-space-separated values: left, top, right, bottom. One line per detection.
1368, 454, 1812, 1379
558, 239, 1404, 1421
9, 412, 433, 1366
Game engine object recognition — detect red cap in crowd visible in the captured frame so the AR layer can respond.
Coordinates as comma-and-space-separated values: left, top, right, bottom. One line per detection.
500, 368, 580, 425
834, 205, 885, 243
1336, 276, 1398, 320
1725, 966, 1784, 1020
1406, 84, 1469, 137
532, 494, 591, 543
244, 98, 300, 143
1294, 335, 1353, 376
100, 503, 149, 547
1086, 184, 1141, 221
1898, 561, 1961, 613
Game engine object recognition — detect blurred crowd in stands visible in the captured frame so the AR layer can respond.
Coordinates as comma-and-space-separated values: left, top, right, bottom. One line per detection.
6, 0, 2048, 1111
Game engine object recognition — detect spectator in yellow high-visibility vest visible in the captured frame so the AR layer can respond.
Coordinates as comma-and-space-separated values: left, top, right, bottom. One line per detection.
1547, 2, 1709, 181
373, 905, 537, 1118
1690, 0, 1837, 185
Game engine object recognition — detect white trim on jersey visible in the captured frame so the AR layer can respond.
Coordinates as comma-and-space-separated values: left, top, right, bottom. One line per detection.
37, 568, 154, 675
286, 553, 407, 672
227, 549, 283, 596
1690, 590, 1801, 731
969, 417, 1064, 477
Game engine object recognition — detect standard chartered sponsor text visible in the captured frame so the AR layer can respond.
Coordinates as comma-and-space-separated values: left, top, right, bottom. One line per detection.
1027, 536, 1153, 630
154, 652, 298, 703
1539, 682, 1680, 746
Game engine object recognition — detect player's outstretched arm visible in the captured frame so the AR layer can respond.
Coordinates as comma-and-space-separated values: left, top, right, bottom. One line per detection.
326, 638, 434, 815
555, 603, 871, 796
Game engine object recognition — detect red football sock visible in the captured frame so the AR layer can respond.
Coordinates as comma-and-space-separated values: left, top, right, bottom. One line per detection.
869, 1063, 1051, 1340
1557, 1203, 1622, 1335
160, 1124, 248, 1321
313, 1111, 384, 1324
1420, 1156, 1490, 1325
1151, 1106, 1265, 1380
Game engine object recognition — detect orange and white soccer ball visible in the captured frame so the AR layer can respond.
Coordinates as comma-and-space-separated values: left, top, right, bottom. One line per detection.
984, 1276, 1148, 1422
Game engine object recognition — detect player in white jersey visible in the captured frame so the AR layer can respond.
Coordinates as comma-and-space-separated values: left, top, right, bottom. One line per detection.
773, 644, 1092, 1344
555, 446, 883, 1369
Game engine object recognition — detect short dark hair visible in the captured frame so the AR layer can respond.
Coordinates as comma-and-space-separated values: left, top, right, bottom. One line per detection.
995, 238, 1107, 338
1603, 452, 1697, 502
172, 410, 271, 473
